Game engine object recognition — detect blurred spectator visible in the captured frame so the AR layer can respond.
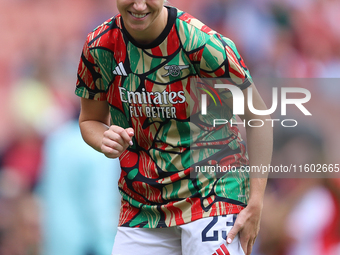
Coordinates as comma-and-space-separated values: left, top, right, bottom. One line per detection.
0, 186, 41, 255
37, 119, 121, 255
255, 126, 340, 255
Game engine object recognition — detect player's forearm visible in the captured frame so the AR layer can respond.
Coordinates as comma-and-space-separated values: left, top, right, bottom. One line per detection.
226, 117, 272, 251
79, 119, 109, 153
246, 116, 273, 207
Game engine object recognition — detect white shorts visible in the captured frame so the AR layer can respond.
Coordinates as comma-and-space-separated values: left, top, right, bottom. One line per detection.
111, 214, 245, 255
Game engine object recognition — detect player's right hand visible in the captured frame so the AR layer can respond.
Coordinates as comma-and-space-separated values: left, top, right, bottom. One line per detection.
101, 125, 134, 158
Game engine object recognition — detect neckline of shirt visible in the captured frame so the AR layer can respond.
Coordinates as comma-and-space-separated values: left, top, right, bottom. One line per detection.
120, 6, 177, 49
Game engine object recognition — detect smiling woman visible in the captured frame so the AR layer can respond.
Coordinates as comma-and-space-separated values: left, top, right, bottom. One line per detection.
75, 0, 272, 254
116, 0, 168, 44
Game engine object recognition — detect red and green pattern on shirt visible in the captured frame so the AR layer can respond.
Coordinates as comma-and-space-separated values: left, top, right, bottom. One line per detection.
76, 7, 252, 228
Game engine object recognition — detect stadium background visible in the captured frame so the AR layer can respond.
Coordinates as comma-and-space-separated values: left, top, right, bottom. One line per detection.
0, 0, 339, 254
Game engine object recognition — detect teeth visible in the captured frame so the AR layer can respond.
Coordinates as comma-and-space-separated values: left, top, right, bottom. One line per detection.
131, 12, 147, 18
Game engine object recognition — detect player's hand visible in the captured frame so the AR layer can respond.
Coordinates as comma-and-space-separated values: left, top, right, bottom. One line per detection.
101, 125, 134, 158
226, 203, 263, 255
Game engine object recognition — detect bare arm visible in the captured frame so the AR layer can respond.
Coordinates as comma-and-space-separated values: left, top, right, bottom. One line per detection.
79, 98, 134, 158
226, 84, 273, 255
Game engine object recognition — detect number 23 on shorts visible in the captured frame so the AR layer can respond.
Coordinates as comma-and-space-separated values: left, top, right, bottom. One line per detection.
200, 215, 245, 255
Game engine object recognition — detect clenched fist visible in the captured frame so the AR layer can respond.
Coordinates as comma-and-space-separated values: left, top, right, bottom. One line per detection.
101, 125, 134, 158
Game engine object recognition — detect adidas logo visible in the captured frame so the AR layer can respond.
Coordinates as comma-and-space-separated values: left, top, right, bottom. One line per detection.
212, 244, 230, 255
113, 62, 128, 76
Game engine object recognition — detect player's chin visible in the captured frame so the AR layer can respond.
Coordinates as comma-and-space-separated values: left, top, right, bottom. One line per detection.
129, 23, 150, 32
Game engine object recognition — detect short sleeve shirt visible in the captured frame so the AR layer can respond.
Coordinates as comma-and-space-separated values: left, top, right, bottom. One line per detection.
76, 7, 252, 228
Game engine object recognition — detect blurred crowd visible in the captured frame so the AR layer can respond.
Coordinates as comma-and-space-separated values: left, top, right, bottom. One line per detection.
0, 0, 339, 254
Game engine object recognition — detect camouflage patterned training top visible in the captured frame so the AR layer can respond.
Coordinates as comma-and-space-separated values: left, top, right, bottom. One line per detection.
76, 6, 252, 228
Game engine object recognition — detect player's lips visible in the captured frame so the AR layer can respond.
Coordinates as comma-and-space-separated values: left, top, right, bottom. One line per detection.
128, 11, 150, 19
